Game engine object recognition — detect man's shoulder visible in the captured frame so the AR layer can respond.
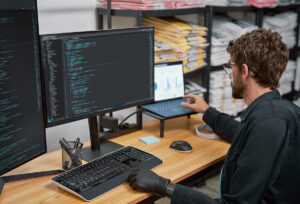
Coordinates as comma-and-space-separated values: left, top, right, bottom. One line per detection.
251, 98, 300, 122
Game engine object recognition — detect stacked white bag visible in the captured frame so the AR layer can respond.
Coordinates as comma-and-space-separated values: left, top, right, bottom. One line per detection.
209, 70, 246, 116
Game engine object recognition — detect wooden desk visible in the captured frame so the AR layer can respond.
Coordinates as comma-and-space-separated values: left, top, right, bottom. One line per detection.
1, 115, 230, 204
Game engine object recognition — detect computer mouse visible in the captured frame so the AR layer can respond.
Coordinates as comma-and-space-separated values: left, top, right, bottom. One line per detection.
170, 140, 192, 152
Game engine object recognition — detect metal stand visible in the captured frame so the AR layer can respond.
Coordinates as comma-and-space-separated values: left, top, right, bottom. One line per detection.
143, 111, 192, 138
0, 170, 64, 196
82, 116, 125, 161
82, 107, 143, 162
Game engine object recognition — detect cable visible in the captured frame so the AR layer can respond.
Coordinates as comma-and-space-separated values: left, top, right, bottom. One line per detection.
119, 109, 143, 127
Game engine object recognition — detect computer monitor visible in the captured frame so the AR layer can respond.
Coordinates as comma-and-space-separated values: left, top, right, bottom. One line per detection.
40, 27, 154, 160
0, 2, 46, 176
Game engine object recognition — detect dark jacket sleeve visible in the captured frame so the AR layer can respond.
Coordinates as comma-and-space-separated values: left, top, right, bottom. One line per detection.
171, 118, 287, 204
171, 184, 219, 204
203, 107, 241, 143
221, 118, 287, 203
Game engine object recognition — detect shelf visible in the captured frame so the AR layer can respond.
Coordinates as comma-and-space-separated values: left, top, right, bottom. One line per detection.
210, 65, 224, 72
97, 5, 260, 17
97, 4, 300, 102
97, 7, 208, 17
289, 47, 298, 60
262, 4, 300, 11
282, 90, 299, 101
212, 5, 255, 13
184, 65, 209, 77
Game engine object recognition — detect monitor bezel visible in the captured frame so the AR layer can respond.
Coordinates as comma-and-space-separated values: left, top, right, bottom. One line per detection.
0, 4, 47, 176
40, 27, 155, 128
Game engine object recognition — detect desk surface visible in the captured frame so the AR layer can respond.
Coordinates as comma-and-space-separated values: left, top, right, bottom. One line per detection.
1, 115, 230, 204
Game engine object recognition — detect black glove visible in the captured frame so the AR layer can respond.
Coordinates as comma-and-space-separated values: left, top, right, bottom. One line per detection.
127, 168, 170, 196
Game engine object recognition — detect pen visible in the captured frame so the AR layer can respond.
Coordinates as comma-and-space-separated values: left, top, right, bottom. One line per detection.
59, 139, 70, 151
60, 137, 71, 149
74, 137, 80, 148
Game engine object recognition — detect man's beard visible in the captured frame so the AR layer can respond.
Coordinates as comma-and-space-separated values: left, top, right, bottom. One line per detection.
231, 73, 245, 99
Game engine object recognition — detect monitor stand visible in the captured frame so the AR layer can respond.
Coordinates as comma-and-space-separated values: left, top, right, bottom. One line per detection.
0, 169, 64, 196
82, 108, 143, 162
82, 116, 124, 162
0, 178, 4, 196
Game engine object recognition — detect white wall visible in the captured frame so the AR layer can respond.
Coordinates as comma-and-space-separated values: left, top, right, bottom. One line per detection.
37, 0, 97, 34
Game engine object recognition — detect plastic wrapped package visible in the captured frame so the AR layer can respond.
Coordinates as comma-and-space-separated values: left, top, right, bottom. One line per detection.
280, 60, 296, 84
277, 0, 293, 5
204, 0, 229, 6
278, 83, 293, 95
211, 17, 257, 66
143, 17, 208, 73
98, 0, 206, 10
184, 79, 207, 96
278, 60, 296, 95
183, 59, 206, 73
228, 0, 247, 6
210, 32, 230, 66
97, 0, 175, 10
154, 40, 172, 52
247, 0, 277, 7
155, 50, 181, 63
175, 0, 205, 8
209, 70, 246, 116
263, 12, 297, 49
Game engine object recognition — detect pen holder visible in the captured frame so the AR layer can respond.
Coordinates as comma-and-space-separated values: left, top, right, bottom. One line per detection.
61, 141, 83, 170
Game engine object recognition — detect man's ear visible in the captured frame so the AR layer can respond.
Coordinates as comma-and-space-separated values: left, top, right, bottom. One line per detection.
241, 64, 249, 80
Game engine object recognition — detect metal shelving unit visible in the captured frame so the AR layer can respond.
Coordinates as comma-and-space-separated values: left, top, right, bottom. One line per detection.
97, 4, 300, 102
97, 7, 208, 27
98, 6, 212, 101
257, 5, 300, 100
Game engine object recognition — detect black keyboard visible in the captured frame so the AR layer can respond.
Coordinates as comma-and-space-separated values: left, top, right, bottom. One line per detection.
51, 146, 162, 201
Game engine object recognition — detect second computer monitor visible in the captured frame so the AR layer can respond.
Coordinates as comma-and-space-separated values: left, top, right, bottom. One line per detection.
40, 27, 154, 127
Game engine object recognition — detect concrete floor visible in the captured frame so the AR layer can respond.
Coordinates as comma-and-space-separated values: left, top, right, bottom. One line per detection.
155, 174, 220, 204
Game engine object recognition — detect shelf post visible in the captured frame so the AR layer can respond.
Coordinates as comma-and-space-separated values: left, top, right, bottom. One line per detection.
203, 6, 213, 103
107, 0, 112, 29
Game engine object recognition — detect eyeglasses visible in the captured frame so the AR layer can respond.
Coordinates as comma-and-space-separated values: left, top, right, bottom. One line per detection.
223, 61, 235, 76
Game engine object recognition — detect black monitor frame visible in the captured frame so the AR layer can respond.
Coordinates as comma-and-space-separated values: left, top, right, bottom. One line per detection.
40, 27, 154, 128
0, 0, 60, 195
0, 7, 46, 176
40, 27, 154, 161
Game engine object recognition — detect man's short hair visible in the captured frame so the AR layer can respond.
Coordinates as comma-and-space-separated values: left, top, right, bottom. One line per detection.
226, 28, 289, 89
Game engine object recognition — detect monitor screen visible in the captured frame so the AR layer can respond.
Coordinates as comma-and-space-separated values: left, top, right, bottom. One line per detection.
154, 61, 184, 101
0, 0, 36, 10
0, 6, 46, 175
40, 27, 154, 127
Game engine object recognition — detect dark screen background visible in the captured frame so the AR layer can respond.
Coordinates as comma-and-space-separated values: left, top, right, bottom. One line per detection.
41, 28, 154, 125
0, 7, 46, 175
0, 0, 35, 10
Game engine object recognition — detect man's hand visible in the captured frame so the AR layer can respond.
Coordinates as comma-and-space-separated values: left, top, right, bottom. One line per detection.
127, 168, 170, 196
181, 95, 209, 114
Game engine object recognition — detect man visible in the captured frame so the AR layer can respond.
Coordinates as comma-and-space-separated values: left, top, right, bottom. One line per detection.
127, 28, 300, 203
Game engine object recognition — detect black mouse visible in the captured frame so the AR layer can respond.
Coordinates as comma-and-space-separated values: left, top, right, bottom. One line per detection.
170, 140, 192, 152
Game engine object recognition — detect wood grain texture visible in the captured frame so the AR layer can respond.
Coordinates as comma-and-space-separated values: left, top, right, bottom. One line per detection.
1, 115, 230, 204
